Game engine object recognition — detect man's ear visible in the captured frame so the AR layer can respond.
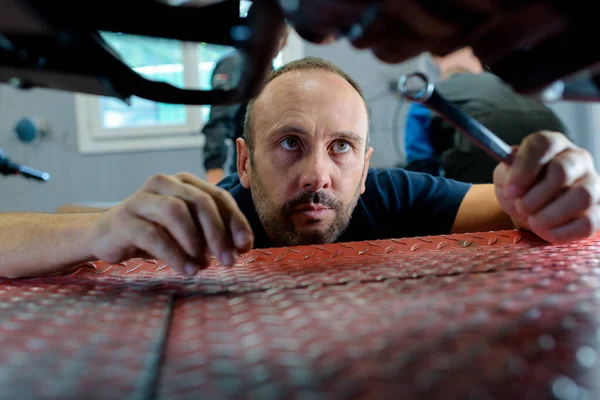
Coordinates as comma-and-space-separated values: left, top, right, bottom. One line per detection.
237, 138, 251, 189
361, 147, 374, 194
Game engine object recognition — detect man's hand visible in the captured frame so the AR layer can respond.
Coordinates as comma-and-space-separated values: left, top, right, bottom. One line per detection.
86, 172, 254, 276
494, 131, 600, 243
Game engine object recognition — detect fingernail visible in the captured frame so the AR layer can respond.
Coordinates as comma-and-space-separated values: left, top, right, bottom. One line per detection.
234, 230, 250, 249
221, 250, 236, 266
184, 263, 198, 276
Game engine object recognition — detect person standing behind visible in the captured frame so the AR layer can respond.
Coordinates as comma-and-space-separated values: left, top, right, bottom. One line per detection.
202, 26, 289, 184
404, 47, 568, 184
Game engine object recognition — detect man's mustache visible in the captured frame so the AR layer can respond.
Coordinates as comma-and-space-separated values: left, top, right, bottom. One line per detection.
283, 191, 341, 214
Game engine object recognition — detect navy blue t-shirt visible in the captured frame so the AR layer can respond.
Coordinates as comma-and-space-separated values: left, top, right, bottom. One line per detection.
217, 168, 472, 248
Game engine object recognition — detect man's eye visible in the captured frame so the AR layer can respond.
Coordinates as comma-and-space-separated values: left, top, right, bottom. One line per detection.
280, 137, 300, 150
332, 140, 351, 153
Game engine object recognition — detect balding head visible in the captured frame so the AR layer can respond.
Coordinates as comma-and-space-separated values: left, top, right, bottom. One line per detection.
243, 56, 369, 154
235, 56, 373, 247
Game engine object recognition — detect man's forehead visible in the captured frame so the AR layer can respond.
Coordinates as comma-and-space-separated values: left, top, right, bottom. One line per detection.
250, 69, 369, 144
259, 69, 361, 104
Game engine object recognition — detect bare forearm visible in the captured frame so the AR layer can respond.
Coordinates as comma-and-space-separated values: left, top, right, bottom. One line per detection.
0, 213, 101, 278
452, 185, 517, 234
55, 205, 110, 213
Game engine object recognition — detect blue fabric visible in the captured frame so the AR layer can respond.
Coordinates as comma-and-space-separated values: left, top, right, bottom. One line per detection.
217, 168, 472, 248
404, 103, 434, 164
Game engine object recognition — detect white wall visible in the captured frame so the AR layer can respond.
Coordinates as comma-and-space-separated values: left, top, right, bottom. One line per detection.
0, 86, 206, 212
547, 101, 600, 172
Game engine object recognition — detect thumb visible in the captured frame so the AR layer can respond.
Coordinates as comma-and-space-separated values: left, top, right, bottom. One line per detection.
493, 161, 510, 187
503, 145, 520, 169
494, 145, 520, 190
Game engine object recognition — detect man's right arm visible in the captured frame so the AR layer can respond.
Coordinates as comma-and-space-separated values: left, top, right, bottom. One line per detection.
0, 173, 254, 279
0, 212, 101, 279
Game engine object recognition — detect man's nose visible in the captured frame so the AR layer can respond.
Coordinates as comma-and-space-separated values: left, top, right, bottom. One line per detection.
299, 148, 332, 191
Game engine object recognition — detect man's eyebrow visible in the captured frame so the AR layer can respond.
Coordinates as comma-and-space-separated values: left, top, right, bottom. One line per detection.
333, 131, 364, 144
271, 125, 364, 144
271, 125, 308, 136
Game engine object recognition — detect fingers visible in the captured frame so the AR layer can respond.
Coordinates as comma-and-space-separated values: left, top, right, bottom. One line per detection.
126, 191, 204, 260
144, 172, 253, 264
94, 172, 253, 274
209, 188, 254, 252
493, 131, 600, 243
143, 173, 235, 266
531, 205, 600, 244
125, 215, 200, 276
518, 147, 594, 215
505, 132, 574, 198
188, 186, 236, 266
492, 161, 509, 187
528, 175, 600, 230
176, 172, 254, 253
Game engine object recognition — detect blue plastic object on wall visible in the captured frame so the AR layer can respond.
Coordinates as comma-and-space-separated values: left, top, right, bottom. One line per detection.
14, 117, 44, 144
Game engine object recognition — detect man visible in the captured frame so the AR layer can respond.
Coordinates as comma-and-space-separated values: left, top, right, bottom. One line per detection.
202, 26, 289, 184
404, 47, 568, 183
1, 57, 599, 279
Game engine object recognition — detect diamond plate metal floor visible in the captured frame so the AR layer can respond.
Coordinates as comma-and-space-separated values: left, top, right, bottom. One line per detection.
0, 281, 172, 400
1, 229, 600, 399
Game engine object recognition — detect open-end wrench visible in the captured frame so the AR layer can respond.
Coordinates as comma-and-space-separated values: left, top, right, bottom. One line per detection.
398, 72, 514, 164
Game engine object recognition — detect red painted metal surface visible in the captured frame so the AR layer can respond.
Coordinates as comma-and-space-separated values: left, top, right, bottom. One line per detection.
40, 230, 544, 295
1, 229, 600, 399
0, 281, 171, 400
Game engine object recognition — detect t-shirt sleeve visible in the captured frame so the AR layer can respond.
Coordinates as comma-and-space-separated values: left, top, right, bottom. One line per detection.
365, 169, 472, 237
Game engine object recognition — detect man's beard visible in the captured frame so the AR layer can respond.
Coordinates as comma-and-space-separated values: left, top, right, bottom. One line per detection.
250, 169, 362, 246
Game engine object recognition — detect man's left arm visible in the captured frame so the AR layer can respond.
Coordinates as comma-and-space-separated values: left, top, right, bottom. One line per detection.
451, 131, 600, 243
451, 184, 515, 234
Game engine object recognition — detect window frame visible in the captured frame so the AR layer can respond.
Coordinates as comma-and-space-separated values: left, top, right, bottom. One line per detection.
75, 31, 304, 155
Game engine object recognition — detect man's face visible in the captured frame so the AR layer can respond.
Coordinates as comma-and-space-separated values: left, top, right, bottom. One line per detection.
238, 70, 372, 246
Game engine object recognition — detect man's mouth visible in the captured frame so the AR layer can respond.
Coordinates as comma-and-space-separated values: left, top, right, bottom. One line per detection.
293, 204, 331, 218
295, 204, 329, 211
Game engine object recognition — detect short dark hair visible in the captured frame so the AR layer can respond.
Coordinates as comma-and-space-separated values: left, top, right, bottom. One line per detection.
243, 56, 369, 152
